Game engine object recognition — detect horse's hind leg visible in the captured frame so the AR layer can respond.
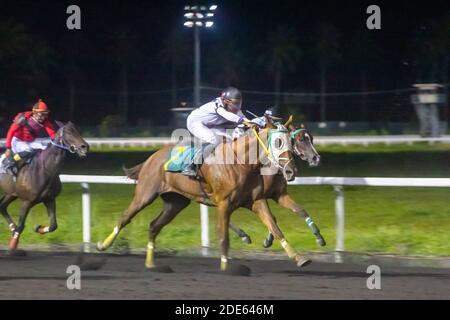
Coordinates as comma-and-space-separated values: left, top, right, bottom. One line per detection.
251, 199, 311, 267
9, 200, 34, 251
0, 195, 18, 232
276, 193, 326, 246
34, 199, 58, 234
97, 183, 158, 251
145, 193, 190, 268
229, 222, 252, 244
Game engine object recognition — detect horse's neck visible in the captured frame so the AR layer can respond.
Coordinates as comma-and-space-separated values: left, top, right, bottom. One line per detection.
231, 129, 268, 169
39, 144, 66, 178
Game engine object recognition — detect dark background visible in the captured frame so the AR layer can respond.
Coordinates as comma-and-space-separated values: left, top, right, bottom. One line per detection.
0, 0, 449, 131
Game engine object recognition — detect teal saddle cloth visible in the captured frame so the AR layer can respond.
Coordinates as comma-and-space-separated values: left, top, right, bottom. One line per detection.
163, 145, 202, 172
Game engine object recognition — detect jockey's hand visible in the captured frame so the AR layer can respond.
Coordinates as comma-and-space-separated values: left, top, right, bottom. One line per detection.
243, 119, 259, 130
4, 148, 11, 158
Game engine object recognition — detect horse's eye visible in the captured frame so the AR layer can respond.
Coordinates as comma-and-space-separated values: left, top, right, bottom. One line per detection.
274, 137, 283, 149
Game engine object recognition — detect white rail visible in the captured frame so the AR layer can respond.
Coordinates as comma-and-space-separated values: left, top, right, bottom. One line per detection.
2, 135, 450, 148
59, 175, 450, 258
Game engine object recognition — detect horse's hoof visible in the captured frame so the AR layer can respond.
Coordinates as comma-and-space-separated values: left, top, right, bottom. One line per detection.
96, 241, 106, 251
33, 225, 48, 234
147, 265, 174, 273
223, 264, 251, 276
263, 239, 273, 248
316, 236, 326, 247
8, 249, 27, 257
241, 236, 252, 244
296, 257, 312, 268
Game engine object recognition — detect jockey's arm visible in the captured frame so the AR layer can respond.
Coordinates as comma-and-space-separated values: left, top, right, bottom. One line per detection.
5, 122, 21, 149
216, 106, 245, 124
43, 120, 57, 139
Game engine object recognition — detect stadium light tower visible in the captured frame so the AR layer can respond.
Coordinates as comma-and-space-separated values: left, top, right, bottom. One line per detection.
183, 4, 217, 108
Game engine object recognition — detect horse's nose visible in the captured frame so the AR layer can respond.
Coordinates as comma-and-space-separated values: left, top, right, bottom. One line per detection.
313, 155, 321, 165
283, 166, 295, 182
80, 144, 89, 153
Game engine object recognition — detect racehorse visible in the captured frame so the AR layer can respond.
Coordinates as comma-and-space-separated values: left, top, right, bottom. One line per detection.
0, 122, 89, 252
230, 117, 326, 248
98, 118, 312, 271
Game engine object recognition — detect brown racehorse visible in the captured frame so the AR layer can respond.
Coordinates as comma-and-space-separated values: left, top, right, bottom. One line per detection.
0, 122, 89, 253
256, 119, 326, 248
228, 117, 325, 249
98, 118, 312, 270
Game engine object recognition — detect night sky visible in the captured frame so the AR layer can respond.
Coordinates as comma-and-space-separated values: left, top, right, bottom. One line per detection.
0, 0, 449, 125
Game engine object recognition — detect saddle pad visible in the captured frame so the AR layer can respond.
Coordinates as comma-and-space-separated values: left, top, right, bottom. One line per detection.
164, 145, 200, 172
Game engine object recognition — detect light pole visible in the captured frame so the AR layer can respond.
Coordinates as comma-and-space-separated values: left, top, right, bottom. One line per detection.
183, 4, 217, 108
183, 5, 217, 255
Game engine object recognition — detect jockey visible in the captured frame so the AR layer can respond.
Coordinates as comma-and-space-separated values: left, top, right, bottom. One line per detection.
3, 99, 57, 176
182, 86, 257, 177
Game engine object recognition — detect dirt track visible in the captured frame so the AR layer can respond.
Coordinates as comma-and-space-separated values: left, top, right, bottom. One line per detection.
0, 251, 449, 300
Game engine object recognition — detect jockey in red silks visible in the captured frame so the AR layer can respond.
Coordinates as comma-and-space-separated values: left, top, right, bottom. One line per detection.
3, 99, 57, 176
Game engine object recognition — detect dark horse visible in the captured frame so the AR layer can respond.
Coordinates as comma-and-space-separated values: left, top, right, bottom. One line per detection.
0, 122, 89, 252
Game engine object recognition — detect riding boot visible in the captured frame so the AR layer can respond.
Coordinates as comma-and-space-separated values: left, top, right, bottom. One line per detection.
181, 143, 216, 177
181, 148, 203, 177
181, 162, 198, 177
3, 151, 33, 176
3, 153, 20, 176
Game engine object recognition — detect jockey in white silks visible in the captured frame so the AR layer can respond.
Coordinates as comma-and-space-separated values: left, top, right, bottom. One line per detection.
182, 87, 258, 177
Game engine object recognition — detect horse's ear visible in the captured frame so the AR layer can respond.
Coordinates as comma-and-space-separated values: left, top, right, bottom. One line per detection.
55, 120, 65, 129
265, 115, 276, 129
284, 115, 295, 131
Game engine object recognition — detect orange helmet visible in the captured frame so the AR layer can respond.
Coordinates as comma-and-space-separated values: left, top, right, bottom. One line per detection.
32, 99, 50, 114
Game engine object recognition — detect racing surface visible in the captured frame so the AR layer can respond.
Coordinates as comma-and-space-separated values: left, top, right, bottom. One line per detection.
0, 250, 449, 300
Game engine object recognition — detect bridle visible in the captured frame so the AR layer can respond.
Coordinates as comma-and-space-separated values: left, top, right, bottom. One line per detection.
50, 125, 77, 153
252, 125, 295, 173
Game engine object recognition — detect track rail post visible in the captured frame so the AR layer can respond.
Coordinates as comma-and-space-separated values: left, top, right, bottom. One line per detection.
334, 185, 345, 263
200, 204, 209, 256
81, 182, 91, 253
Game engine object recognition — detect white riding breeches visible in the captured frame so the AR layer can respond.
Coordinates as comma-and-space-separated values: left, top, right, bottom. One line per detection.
11, 137, 50, 154
187, 121, 232, 145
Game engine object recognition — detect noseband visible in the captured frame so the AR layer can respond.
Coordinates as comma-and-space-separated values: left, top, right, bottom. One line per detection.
50, 126, 77, 153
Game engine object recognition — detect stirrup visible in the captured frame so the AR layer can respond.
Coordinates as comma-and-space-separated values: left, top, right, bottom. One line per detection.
181, 164, 197, 177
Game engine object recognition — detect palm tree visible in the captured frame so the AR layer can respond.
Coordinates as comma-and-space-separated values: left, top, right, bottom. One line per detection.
258, 26, 301, 109
314, 22, 340, 122
159, 28, 190, 108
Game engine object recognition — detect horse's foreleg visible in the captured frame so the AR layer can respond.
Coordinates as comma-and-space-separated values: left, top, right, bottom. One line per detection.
217, 201, 233, 271
146, 195, 190, 268
276, 193, 326, 247
97, 185, 158, 252
0, 195, 18, 232
229, 222, 252, 244
252, 199, 311, 267
35, 199, 57, 234
9, 200, 33, 250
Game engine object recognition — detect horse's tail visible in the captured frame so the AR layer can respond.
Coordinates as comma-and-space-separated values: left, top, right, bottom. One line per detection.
123, 163, 144, 180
